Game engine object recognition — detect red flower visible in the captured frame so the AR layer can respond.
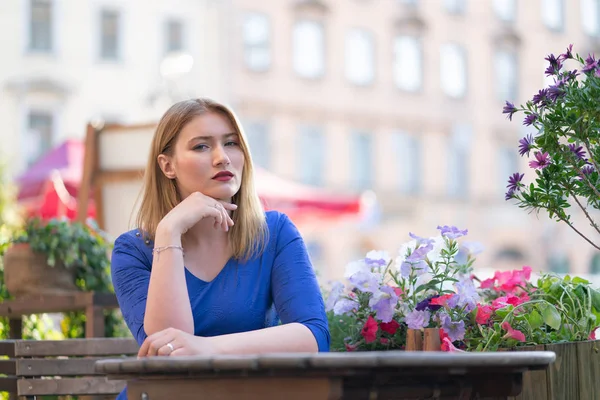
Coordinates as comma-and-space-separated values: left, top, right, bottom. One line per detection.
501, 321, 526, 342
380, 320, 400, 335
439, 328, 450, 342
361, 315, 378, 343
380, 338, 389, 345
475, 305, 493, 324
441, 337, 465, 352
345, 343, 358, 351
430, 294, 454, 307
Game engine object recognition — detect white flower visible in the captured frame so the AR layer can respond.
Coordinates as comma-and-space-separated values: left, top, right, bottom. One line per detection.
427, 235, 446, 264
395, 239, 417, 272
344, 259, 370, 279
365, 250, 391, 263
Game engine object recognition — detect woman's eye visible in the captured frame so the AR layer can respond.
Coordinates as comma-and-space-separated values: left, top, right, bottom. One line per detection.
225, 141, 239, 147
193, 144, 208, 151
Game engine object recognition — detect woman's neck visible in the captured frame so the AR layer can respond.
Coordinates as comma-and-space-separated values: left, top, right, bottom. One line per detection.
183, 217, 229, 249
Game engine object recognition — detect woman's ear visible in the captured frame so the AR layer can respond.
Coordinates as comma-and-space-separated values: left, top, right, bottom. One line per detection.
157, 154, 177, 179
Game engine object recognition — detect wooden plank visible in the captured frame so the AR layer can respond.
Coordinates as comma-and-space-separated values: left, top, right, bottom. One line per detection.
8, 318, 21, 339
17, 377, 126, 396
86, 305, 105, 338
576, 340, 600, 400
127, 377, 342, 400
0, 292, 119, 316
0, 377, 17, 392
15, 358, 127, 376
0, 341, 16, 357
12, 338, 138, 357
545, 342, 579, 400
76, 123, 97, 223
508, 345, 548, 400
0, 359, 16, 374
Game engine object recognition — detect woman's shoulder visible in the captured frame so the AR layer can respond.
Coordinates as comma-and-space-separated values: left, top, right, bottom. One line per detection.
112, 229, 153, 263
264, 210, 293, 229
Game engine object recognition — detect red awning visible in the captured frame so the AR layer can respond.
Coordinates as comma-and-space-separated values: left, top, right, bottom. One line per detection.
15, 139, 361, 223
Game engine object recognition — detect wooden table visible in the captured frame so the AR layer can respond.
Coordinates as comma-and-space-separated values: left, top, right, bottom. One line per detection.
96, 350, 555, 400
0, 292, 119, 338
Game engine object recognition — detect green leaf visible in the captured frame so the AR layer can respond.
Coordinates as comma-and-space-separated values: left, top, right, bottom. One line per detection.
528, 310, 544, 330
591, 289, 600, 311
541, 304, 562, 330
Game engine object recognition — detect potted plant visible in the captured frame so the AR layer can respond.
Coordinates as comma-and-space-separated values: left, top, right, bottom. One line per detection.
503, 44, 600, 251
2, 218, 113, 297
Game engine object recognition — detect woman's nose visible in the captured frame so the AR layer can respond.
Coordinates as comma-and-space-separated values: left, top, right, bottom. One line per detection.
213, 145, 231, 166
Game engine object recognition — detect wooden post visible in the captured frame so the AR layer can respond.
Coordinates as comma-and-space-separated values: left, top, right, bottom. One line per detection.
406, 329, 423, 351
423, 328, 441, 351
85, 306, 105, 338
8, 318, 22, 339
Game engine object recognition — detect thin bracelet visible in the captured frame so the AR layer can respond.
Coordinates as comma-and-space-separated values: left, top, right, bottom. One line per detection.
153, 245, 184, 261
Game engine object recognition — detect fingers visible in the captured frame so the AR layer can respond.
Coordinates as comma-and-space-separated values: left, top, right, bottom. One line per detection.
157, 340, 178, 356
138, 329, 176, 357
219, 201, 238, 211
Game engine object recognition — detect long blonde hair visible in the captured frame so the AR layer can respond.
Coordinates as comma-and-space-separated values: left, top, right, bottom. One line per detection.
135, 98, 267, 261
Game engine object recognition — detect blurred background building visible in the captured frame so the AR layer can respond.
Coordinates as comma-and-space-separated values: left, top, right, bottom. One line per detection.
1, 0, 600, 282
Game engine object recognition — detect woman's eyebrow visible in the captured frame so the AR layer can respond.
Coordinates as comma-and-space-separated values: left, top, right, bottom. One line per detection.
188, 133, 238, 143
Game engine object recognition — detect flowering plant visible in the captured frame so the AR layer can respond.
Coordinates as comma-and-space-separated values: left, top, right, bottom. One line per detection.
327, 225, 482, 351
503, 44, 600, 251
326, 226, 600, 352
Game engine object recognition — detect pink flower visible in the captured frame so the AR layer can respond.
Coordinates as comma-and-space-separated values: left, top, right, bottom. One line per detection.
441, 337, 465, 352
361, 315, 378, 343
589, 327, 599, 340
501, 321, 526, 342
430, 294, 454, 307
529, 152, 551, 169
345, 343, 358, 351
380, 338, 390, 345
480, 278, 496, 289
476, 305, 493, 324
393, 287, 404, 297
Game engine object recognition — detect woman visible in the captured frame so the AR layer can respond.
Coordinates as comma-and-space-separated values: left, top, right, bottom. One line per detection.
111, 98, 329, 363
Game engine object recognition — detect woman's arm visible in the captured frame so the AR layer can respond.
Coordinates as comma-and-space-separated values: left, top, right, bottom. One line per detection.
143, 225, 194, 335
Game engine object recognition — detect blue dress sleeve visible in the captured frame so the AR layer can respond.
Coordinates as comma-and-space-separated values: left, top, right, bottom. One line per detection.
110, 233, 151, 346
271, 214, 330, 352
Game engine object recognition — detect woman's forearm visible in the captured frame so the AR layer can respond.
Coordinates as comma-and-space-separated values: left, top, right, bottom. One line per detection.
144, 225, 194, 335
207, 323, 318, 355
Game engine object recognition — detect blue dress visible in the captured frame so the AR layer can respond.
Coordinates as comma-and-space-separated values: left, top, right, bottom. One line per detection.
110, 211, 330, 400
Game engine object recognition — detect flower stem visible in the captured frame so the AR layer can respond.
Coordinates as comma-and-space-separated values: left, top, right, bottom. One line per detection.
566, 188, 600, 236
556, 214, 600, 251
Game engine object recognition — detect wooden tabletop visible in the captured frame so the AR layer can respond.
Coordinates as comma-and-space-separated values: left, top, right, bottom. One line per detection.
96, 350, 555, 375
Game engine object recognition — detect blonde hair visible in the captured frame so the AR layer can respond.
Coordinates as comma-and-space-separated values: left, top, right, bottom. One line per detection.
135, 98, 267, 261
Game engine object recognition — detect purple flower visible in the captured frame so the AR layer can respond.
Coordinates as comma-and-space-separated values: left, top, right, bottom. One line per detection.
544, 53, 562, 76
582, 54, 598, 74
440, 314, 466, 342
547, 84, 565, 102
523, 113, 538, 126
369, 286, 399, 323
532, 89, 548, 106
518, 134, 534, 157
409, 232, 435, 247
506, 172, 524, 192
502, 101, 517, 120
529, 152, 551, 169
325, 281, 345, 312
568, 144, 586, 160
505, 188, 515, 201
416, 296, 443, 312
453, 279, 480, 312
365, 251, 390, 268
560, 44, 573, 60
348, 271, 381, 294
564, 69, 579, 81
437, 225, 468, 240
580, 165, 595, 180
406, 244, 434, 263
405, 309, 431, 329
333, 298, 357, 315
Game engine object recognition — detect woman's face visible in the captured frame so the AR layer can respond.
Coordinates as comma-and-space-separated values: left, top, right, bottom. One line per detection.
159, 112, 245, 201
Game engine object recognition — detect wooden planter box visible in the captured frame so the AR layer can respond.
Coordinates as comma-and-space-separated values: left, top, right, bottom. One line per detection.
506, 340, 600, 400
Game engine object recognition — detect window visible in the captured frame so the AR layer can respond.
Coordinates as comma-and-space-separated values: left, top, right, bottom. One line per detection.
444, 0, 466, 14
293, 20, 325, 78
26, 111, 54, 165
495, 49, 518, 101
447, 124, 471, 198
100, 10, 120, 60
542, 0, 564, 31
29, 0, 52, 52
394, 131, 421, 194
393, 36, 422, 92
243, 12, 271, 71
441, 43, 467, 98
493, 0, 516, 22
581, 0, 600, 37
345, 29, 375, 85
498, 145, 519, 195
350, 131, 373, 190
165, 20, 183, 53
298, 125, 325, 186
245, 121, 270, 169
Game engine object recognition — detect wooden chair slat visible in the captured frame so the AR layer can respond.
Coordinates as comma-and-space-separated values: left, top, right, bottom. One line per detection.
0, 341, 16, 357
0, 377, 17, 392
17, 377, 126, 396
0, 359, 16, 375
16, 358, 128, 376
11, 338, 138, 357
